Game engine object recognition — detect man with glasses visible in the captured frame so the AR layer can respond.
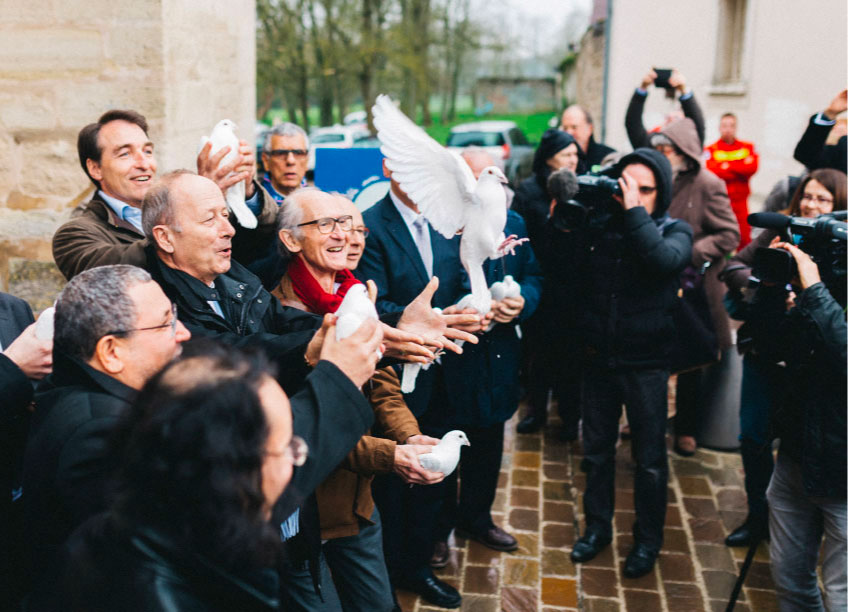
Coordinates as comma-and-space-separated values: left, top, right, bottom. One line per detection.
261, 123, 311, 203
18, 264, 191, 598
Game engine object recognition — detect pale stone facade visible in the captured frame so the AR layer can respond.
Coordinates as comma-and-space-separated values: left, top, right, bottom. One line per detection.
599, 0, 847, 208
0, 0, 256, 298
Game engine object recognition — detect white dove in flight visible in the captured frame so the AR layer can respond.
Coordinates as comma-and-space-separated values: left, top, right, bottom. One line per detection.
417, 430, 470, 476
199, 119, 257, 229
372, 94, 527, 315
334, 284, 383, 358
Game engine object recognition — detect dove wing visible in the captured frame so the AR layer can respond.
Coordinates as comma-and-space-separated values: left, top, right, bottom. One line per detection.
372, 94, 477, 239
418, 451, 442, 473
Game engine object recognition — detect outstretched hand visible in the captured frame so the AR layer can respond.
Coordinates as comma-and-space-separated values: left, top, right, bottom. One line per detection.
825, 89, 848, 121
398, 277, 479, 354
394, 444, 445, 485
197, 138, 256, 196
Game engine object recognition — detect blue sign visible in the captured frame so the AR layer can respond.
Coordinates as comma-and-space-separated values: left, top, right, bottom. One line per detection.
314, 148, 389, 212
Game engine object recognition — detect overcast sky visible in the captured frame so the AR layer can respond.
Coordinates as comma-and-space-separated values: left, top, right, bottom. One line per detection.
480, 0, 593, 60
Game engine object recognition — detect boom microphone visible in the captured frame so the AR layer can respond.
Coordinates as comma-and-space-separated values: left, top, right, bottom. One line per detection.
748, 212, 847, 241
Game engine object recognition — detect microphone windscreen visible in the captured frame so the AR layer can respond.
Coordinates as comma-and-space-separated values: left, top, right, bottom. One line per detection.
748, 212, 790, 229
548, 168, 579, 203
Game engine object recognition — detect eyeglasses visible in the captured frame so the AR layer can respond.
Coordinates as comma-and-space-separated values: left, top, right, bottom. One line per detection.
265, 435, 309, 467
105, 303, 178, 337
801, 193, 834, 206
351, 226, 370, 239
297, 215, 354, 234
267, 149, 308, 158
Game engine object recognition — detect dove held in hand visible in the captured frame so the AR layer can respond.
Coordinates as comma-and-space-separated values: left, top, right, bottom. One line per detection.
417, 430, 470, 477
199, 119, 257, 229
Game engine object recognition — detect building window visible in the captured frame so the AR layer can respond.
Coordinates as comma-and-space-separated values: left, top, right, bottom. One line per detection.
713, 0, 747, 86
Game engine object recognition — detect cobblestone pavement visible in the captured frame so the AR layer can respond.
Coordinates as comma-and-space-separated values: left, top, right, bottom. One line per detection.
395, 403, 779, 612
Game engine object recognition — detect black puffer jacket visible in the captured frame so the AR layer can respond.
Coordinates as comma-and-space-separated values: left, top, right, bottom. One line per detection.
542, 148, 694, 369
773, 282, 847, 498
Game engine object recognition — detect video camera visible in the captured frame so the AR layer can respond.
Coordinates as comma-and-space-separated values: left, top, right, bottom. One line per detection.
549, 170, 621, 231
749, 211, 847, 287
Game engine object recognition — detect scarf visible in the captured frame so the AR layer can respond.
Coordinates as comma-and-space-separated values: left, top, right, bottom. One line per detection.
287, 254, 362, 315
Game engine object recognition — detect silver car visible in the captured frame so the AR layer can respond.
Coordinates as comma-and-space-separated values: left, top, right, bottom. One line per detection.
446, 120, 534, 185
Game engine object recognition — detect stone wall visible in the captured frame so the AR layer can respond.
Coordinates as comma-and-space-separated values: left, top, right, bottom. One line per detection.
0, 0, 255, 309
574, 21, 606, 142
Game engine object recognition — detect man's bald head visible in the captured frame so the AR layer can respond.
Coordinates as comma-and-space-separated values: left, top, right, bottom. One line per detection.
560, 105, 594, 153
461, 147, 498, 180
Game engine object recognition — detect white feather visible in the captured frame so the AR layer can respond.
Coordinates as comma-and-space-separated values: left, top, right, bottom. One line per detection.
335, 284, 382, 358
417, 430, 470, 476
200, 119, 257, 229
372, 95, 513, 314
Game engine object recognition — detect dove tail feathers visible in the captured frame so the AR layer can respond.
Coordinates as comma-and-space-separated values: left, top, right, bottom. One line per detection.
400, 362, 421, 393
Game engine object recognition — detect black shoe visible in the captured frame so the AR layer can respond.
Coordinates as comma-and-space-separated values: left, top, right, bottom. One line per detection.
396, 571, 461, 608
456, 525, 519, 552
517, 414, 546, 434
570, 529, 611, 563
623, 543, 658, 578
725, 519, 769, 547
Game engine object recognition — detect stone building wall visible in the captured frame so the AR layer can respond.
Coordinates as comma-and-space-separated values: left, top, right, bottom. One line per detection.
574, 21, 606, 142
0, 0, 255, 308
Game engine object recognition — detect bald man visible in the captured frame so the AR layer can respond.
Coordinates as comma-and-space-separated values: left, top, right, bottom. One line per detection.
560, 105, 616, 170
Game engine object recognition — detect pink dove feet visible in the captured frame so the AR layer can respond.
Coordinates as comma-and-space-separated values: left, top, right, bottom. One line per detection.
497, 234, 529, 257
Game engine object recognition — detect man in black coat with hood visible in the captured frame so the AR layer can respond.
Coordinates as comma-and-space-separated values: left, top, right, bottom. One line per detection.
543, 149, 693, 578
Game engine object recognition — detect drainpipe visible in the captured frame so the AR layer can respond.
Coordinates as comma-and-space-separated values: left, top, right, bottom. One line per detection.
600, 0, 613, 143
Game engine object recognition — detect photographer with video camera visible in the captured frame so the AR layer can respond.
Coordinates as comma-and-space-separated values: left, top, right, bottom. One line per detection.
542, 150, 693, 578
722, 169, 846, 551
722, 169, 847, 609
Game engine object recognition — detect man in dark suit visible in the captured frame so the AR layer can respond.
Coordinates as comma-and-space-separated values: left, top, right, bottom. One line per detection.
355, 162, 487, 609
19, 265, 191, 599
794, 89, 847, 172
1, 292, 52, 610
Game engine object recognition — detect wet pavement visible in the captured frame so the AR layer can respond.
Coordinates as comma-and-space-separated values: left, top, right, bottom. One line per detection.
394, 400, 779, 612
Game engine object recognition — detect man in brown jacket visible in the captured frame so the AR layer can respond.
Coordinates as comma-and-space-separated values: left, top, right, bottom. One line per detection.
52, 109, 278, 280
650, 118, 740, 455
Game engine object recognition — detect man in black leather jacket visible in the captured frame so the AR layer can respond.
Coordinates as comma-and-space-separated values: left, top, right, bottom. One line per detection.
764, 241, 847, 611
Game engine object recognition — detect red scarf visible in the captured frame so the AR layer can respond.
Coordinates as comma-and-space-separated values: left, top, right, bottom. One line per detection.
287, 255, 362, 315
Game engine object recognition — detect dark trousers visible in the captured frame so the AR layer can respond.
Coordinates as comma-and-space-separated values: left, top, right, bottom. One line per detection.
435, 422, 504, 540
372, 471, 449, 582
673, 366, 706, 438
582, 367, 669, 552
525, 337, 582, 433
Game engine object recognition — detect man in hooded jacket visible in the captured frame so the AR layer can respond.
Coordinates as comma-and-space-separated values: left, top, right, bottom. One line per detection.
543, 149, 693, 578
649, 119, 739, 456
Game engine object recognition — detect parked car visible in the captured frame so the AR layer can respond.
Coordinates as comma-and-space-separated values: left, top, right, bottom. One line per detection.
308, 125, 371, 171
445, 121, 534, 185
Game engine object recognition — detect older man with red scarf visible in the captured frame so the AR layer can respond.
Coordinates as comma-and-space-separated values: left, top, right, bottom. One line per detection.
272, 188, 476, 611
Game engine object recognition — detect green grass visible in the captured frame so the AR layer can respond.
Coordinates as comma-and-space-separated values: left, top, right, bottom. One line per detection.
423, 111, 554, 146
261, 107, 555, 146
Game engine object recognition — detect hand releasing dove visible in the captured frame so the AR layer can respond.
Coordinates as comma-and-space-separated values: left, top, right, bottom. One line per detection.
335, 284, 383, 358
199, 119, 257, 229
417, 430, 470, 476
372, 95, 527, 315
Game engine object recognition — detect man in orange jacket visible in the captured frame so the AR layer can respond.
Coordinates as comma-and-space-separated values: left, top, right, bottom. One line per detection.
705, 113, 759, 249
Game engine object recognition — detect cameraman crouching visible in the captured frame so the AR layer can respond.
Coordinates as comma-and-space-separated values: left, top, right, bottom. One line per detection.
544, 150, 693, 578
766, 240, 847, 611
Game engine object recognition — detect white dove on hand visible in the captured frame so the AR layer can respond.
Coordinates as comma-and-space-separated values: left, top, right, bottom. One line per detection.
198, 119, 257, 229
372, 95, 527, 315
417, 430, 470, 477
334, 284, 383, 358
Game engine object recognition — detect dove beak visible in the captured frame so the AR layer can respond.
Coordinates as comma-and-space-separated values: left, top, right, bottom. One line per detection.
463, 440, 471, 446
498, 174, 508, 185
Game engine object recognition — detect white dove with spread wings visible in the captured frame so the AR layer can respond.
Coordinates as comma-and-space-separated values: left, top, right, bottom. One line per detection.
199, 119, 258, 229
372, 95, 526, 315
